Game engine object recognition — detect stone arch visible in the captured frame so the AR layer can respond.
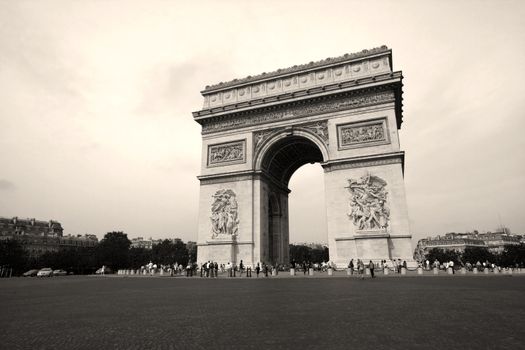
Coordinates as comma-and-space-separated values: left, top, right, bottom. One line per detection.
254, 128, 329, 187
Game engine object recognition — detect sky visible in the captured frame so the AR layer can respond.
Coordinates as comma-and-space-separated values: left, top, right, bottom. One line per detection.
1, 0, 524, 244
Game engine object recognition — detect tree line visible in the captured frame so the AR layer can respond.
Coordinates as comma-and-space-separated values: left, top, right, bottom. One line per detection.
289, 244, 329, 264
0, 231, 197, 275
424, 245, 525, 267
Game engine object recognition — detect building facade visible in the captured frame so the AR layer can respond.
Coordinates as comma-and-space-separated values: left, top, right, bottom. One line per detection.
414, 231, 522, 261
0, 217, 98, 256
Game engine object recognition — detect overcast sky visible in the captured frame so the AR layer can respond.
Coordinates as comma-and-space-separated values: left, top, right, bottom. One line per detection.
1, 0, 524, 244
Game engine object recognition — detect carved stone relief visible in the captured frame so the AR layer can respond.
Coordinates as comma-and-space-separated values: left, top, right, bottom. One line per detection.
302, 121, 328, 143
346, 173, 389, 231
338, 118, 389, 150
210, 189, 239, 238
202, 91, 395, 134
253, 120, 329, 155
207, 140, 245, 166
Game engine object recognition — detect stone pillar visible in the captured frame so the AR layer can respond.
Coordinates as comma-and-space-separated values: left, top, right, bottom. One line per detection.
417, 267, 423, 275
460, 268, 466, 274
290, 268, 295, 276
308, 268, 314, 276
401, 267, 407, 275
433, 267, 439, 275
384, 267, 389, 275
328, 268, 333, 276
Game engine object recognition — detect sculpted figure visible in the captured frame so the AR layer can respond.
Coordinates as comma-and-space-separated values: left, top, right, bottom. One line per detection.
210, 189, 239, 238
347, 174, 389, 230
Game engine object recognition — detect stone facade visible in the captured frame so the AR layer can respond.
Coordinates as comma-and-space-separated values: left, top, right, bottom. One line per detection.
193, 46, 413, 268
414, 231, 523, 261
0, 217, 98, 256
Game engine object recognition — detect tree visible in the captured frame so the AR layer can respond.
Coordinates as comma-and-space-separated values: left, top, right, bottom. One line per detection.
498, 244, 525, 267
289, 244, 329, 264
151, 239, 189, 266
425, 248, 460, 265
95, 231, 131, 270
461, 247, 494, 265
128, 247, 151, 269
0, 239, 28, 275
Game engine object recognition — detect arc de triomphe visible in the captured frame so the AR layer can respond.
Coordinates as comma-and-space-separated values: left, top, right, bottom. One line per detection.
193, 46, 413, 268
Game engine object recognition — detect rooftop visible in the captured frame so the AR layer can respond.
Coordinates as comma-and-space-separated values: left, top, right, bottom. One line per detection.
203, 45, 391, 92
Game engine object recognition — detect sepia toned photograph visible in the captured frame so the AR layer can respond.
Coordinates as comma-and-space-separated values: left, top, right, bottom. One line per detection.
1, 1, 524, 349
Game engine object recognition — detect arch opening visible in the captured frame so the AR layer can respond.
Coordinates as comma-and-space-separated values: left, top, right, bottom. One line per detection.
258, 135, 327, 266
260, 135, 324, 187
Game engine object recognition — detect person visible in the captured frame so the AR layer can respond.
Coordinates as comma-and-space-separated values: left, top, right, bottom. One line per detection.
357, 259, 364, 279
263, 263, 269, 277
227, 262, 233, 277
214, 262, 218, 278
239, 260, 244, 277
348, 259, 354, 275
101, 265, 105, 276
256, 263, 260, 277
449, 260, 455, 274
302, 261, 308, 275
369, 260, 375, 278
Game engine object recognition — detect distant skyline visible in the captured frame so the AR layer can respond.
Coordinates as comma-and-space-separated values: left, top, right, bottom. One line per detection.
1, 1, 524, 244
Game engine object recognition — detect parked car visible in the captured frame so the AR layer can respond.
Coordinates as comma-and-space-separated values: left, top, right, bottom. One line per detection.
95, 267, 112, 274
23, 269, 39, 277
53, 269, 67, 276
37, 268, 53, 277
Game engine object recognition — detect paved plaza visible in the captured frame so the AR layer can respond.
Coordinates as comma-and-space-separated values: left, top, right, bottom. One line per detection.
1, 275, 524, 350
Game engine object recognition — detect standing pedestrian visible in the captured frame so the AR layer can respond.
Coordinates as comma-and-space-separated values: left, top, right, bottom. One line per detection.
348, 259, 354, 275
256, 263, 260, 277
369, 260, 375, 278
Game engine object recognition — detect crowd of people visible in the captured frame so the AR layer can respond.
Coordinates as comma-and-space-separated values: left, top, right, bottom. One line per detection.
124, 257, 521, 278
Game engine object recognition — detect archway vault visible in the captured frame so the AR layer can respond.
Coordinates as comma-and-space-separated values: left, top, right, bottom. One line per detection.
194, 46, 415, 268
255, 129, 327, 188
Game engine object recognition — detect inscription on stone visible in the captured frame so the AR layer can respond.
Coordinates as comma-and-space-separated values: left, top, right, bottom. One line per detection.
346, 173, 390, 231
208, 140, 245, 166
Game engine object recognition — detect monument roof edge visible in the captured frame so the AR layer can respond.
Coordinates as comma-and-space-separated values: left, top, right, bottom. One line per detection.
201, 46, 391, 93
192, 71, 402, 120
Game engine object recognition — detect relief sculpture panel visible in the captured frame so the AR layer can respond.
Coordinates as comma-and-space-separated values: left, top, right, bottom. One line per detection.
207, 140, 246, 167
338, 118, 389, 150
346, 173, 390, 231
210, 189, 239, 238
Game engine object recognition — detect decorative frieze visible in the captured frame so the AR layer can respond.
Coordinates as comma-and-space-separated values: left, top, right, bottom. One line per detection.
346, 173, 390, 231
202, 91, 395, 134
337, 118, 389, 150
207, 140, 246, 167
253, 120, 329, 155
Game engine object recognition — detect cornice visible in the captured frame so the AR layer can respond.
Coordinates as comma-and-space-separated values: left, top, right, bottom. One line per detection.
195, 78, 403, 135
202, 46, 391, 92
194, 71, 401, 120
322, 151, 405, 173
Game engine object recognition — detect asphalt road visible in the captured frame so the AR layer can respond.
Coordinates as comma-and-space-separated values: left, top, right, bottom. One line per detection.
1, 275, 524, 350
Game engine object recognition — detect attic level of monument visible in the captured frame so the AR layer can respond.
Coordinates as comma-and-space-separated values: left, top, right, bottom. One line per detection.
202, 45, 392, 92
193, 47, 403, 135
194, 82, 404, 135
